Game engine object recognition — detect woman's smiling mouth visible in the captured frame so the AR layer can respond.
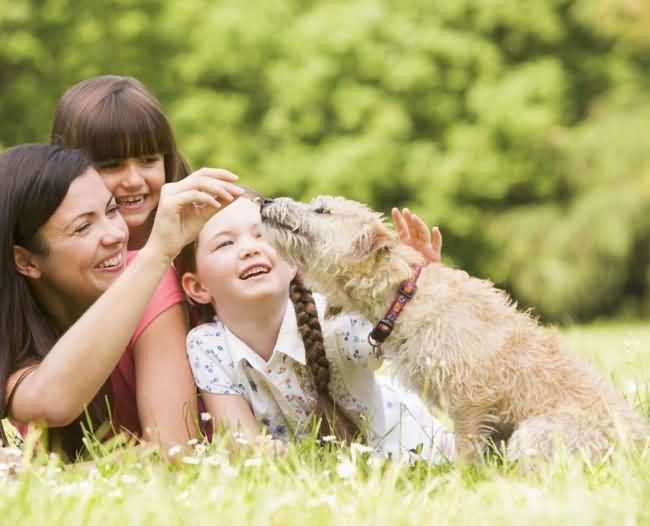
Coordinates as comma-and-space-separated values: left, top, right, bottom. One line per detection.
95, 251, 125, 272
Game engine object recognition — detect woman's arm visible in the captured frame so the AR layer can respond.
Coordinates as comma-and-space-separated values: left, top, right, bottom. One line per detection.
9, 247, 175, 426
8, 171, 242, 426
134, 303, 198, 450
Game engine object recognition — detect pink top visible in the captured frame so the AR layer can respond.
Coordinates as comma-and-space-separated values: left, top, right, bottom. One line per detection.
108, 252, 185, 436
9, 253, 186, 442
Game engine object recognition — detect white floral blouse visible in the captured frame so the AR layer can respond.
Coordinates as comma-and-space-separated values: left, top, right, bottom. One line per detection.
186, 295, 455, 463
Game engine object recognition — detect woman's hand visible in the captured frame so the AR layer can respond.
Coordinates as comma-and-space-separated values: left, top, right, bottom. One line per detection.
391, 208, 442, 264
148, 168, 243, 262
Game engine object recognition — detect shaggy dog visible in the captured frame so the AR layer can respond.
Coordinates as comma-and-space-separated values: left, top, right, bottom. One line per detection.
260, 195, 650, 464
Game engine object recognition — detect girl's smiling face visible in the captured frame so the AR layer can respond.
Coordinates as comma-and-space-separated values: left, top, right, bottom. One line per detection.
96, 154, 165, 230
183, 198, 294, 312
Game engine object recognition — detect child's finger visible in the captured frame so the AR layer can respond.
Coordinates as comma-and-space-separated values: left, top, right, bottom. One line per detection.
404, 209, 431, 243
391, 208, 410, 242
431, 226, 443, 260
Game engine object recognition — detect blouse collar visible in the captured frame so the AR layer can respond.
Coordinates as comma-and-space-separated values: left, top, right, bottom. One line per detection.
216, 298, 307, 371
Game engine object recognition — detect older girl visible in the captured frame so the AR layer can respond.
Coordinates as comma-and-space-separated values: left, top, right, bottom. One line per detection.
51, 76, 194, 249
179, 194, 455, 462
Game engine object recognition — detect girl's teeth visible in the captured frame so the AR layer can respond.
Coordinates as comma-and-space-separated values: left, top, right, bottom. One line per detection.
98, 253, 122, 269
118, 196, 145, 207
241, 266, 269, 279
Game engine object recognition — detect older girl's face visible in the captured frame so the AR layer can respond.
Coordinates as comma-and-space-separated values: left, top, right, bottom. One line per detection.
96, 154, 165, 231
30, 169, 129, 308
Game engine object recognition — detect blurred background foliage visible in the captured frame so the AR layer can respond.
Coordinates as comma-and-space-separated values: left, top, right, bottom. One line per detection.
1, 0, 649, 323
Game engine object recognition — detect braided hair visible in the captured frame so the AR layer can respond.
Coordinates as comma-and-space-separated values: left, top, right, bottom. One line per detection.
289, 275, 361, 442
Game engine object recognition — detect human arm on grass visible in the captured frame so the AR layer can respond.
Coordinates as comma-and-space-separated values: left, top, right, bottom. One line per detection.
186, 325, 285, 453
202, 393, 285, 454
202, 392, 261, 444
186, 324, 262, 444
7, 170, 243, 427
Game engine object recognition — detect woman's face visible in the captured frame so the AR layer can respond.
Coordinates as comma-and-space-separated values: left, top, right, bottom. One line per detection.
96, 154, 165, 231
189, 198, 295, 311
29, 169, 129, 309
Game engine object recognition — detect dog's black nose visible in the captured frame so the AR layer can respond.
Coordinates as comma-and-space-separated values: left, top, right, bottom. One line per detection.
260, 198, 274, 210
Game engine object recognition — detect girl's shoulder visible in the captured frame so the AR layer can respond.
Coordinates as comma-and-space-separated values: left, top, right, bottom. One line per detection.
186, 319, 224, 345
186, 320, 237, 365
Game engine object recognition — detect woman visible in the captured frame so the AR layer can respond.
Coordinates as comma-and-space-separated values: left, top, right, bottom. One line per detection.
0, 143, 238, 459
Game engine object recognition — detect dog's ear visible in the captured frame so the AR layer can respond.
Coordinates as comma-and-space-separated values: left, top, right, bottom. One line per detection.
355, 222, 394, 256
371, 222, 394, 252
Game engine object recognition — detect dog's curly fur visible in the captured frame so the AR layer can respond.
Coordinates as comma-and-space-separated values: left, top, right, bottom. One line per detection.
261, 195, 650, 464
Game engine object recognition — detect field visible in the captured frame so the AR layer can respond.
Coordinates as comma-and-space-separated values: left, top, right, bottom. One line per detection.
1, 323, 649, 526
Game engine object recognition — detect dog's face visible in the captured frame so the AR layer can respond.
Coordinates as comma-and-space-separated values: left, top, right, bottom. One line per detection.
260, 195, 396, 276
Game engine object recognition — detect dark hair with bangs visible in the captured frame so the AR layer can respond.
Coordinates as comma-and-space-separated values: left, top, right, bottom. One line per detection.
0, 144, 110, 459
51, 75, 190, 183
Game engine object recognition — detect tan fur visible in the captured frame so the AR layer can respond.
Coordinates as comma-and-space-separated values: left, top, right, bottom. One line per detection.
261, 195, 650, 464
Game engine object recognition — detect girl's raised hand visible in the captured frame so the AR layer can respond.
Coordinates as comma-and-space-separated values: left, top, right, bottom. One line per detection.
391, 207, 443, 264
148, 168, 244, 261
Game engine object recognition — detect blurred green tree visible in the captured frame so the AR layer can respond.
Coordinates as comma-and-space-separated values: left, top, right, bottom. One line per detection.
0, 0, 177, 144
1, 0, 649, 322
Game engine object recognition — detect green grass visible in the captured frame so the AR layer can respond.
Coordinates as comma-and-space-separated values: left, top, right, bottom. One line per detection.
2, 322, 650, 526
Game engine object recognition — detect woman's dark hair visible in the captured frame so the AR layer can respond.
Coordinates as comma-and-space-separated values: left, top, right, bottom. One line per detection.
0, 144, 109, 458
176, 194, 360, 442
51, 75, 190, 183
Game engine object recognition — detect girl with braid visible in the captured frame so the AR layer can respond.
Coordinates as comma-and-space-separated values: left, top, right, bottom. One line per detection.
178, 192, 455, 462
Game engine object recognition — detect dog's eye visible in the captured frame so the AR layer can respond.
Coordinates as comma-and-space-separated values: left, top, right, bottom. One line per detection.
314, 206, 331, 215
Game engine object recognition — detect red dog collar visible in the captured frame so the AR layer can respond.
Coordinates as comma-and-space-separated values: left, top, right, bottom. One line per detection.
368, 265, 424, 348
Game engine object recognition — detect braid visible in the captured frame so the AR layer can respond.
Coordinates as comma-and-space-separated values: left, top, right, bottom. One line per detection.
290, 275, 360, 442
